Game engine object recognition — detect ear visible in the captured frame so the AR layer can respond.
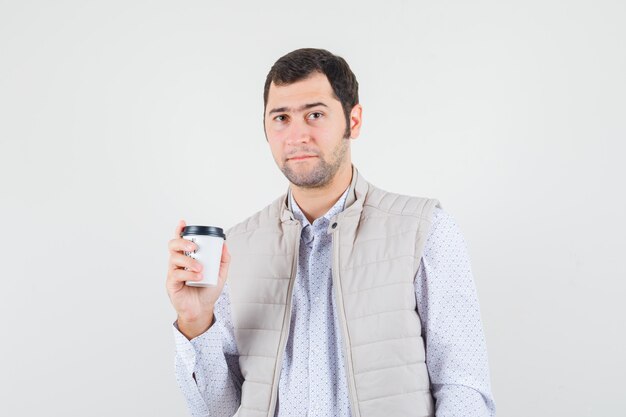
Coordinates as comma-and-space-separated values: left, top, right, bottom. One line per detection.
349, 104, 363, 139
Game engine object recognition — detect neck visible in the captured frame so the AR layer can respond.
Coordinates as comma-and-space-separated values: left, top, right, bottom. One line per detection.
290, 162, 353, 224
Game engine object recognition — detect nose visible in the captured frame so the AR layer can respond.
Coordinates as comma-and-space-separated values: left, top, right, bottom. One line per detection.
285, 118, 312, 146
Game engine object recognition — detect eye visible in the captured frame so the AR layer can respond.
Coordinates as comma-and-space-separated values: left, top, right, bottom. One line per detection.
274, 114, 287, 122
308, 112, 323, 120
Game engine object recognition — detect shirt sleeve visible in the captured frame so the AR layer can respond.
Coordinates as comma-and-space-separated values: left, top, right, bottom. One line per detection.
414, 207, 497, 417
172, 282, 243, 417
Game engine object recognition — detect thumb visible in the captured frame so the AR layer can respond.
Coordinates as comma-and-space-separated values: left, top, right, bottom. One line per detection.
218, 243, 231, 280
221, 242, 231, 265
175, 219, 186, 238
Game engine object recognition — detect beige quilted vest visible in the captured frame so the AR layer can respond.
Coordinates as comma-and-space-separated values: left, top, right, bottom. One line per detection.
225, 165, 440, 417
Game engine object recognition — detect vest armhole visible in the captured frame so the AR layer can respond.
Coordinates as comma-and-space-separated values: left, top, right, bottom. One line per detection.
412, 198, 440, 276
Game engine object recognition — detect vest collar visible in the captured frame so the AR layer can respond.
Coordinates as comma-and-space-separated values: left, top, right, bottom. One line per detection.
279, 164, 369, 226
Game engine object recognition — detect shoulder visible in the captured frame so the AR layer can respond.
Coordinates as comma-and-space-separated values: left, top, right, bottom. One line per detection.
363, 182, 441, 221
431, 206, 454, 227
429, 206, 465, 240
423, 206, 471, 263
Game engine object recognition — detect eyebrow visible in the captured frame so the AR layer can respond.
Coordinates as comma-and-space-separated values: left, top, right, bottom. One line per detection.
268, 102, 329, 115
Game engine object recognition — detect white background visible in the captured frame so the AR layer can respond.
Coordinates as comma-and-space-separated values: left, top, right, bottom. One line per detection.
1, 1, 625, 416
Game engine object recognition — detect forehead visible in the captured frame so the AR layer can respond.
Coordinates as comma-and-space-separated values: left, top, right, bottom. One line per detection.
266, 72, 339, 111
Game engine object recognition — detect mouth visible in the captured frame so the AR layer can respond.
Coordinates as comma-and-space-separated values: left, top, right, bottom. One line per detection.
288, 155, 317, 161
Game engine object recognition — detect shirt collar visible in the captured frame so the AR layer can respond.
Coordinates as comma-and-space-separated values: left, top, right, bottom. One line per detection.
289, 185, 351, 229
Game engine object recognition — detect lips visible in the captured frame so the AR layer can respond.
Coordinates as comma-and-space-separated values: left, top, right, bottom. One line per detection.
288, 154, 317, 161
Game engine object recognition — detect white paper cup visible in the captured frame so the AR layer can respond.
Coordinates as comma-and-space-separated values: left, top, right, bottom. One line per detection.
181, 225, 225, 287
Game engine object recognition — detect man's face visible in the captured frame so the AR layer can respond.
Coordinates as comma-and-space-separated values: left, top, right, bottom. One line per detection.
264, 71, 359, 189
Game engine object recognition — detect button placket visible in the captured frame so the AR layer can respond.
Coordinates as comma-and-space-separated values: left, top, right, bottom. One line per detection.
309, 224, 327, 417
282, 186, 351, 417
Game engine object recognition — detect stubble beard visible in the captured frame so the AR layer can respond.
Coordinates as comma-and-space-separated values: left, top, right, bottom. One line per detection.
281, 137, 349, 189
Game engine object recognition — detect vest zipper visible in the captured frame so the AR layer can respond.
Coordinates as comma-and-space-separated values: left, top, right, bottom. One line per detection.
331, 230, 360, 417
268, 223, 301, 417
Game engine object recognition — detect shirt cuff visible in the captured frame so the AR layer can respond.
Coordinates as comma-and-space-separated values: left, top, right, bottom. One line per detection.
172, 318, 222, 375
432, 383, 496, 417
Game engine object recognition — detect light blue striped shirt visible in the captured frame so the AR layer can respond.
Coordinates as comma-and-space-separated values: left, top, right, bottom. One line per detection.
173, 187, 496, 416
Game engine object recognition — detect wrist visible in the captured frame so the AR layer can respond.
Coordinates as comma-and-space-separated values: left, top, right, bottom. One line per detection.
177, 311, 215, 340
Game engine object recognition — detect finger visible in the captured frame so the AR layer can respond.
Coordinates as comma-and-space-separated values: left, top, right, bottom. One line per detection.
167, 268, 203, 286
169, 252, 203, 272
168, 237, 197, 254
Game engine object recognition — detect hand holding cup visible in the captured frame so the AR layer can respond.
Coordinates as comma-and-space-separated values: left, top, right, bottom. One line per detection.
166, 220, 230, 339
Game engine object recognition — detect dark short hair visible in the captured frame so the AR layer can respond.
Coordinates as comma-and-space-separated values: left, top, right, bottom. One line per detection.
263, 48, 359, 138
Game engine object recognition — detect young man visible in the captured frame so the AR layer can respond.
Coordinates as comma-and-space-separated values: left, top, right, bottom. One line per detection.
166, 48, 496, 417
